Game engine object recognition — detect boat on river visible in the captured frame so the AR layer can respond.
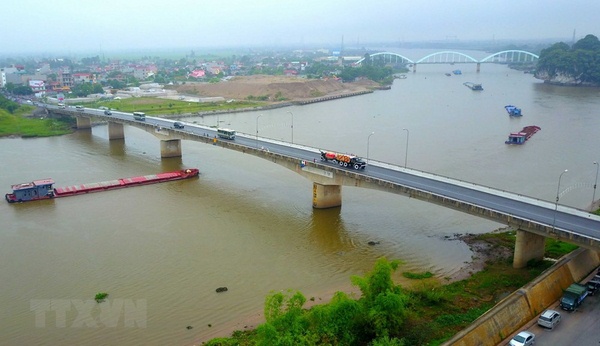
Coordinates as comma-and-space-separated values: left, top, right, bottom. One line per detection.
464, 82, 483, 90
505, 105, 522, 116
5, 169, 199, 203
505, 126, 541, 145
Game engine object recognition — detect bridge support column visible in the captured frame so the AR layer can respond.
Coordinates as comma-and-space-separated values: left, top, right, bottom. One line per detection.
107, 122, 124, 140
76, 117, 91, 129
476, 62, 481, 73
412, 64, 417, 73
160, 139, 182, 158
513, 230, 545, 268
312, 183, 341, 209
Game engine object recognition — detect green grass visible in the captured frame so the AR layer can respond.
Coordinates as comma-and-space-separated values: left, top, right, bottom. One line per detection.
81, 97, 265, 116
403, 271, 434, 279
0, 108, 75, 137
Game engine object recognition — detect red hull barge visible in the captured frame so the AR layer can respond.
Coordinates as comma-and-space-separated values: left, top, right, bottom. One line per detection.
505, 125, 541, 145
5, 169, 199, 203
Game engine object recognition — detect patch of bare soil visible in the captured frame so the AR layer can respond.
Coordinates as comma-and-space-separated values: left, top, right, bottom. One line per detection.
168, 75, 379, 102
445, 228, 514, 283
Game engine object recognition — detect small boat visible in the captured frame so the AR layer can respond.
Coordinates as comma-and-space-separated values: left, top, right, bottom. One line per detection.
505, 105, 522, 116
464, 82, 483, 90
445, 73, 452, 76
5, 169, 199, 203
452, 69, 462, 75
505, 126, 541, 145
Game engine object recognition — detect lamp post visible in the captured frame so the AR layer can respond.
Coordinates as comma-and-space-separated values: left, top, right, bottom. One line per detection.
255, 114, 263, 148
553, 169, 568, 231
593, 161, 599, 207
287, 111, 294, 144
367, 132, 375, 164
402, 128, 409, 168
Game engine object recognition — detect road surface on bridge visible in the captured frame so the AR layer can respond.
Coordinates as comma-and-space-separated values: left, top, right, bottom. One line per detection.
66, 106, 600, 245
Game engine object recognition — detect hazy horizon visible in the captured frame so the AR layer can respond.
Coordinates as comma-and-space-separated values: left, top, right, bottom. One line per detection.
3, 0, 598, 57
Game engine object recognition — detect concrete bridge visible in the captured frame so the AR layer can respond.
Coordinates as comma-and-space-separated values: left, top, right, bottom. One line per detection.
52, 106, 600, 268
355, 50, 539, 72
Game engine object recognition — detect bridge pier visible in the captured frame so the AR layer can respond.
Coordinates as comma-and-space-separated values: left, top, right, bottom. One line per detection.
76, 116, 91, 129
160, 139, 182, 158
412, 64, 417, 73
476, 63, 481, 73
108, 122, 124, 140
513, 230, 546, 268
312, 183, 341, 209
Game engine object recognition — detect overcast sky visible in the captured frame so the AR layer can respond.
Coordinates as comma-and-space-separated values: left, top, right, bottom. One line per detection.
4, 0, 598, 55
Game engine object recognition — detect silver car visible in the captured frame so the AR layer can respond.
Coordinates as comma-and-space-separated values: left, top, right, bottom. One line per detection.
537, 309, 561, 329
509, 331, 535, 346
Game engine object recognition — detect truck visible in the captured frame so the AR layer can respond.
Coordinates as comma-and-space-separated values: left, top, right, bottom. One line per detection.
320, 151, 366, 170
559, 283, 588, 311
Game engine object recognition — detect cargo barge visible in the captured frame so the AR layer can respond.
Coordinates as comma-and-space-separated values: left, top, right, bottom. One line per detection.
505, 126, 541, 145
5, 169, 199, 203
505, 105, 522, 117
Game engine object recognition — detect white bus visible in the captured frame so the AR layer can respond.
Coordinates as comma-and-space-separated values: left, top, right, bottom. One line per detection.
217, 128, 236, 140
133, 112, 146, 121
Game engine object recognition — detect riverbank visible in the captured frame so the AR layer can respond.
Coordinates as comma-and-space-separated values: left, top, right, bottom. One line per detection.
190, 227, 529, 345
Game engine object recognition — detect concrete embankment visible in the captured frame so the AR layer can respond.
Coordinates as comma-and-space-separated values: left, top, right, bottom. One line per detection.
443, 248, 600, 346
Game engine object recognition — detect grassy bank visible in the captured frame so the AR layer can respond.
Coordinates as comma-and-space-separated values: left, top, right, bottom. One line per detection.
0, 107, 75, 138
80, 97, 265, 116
203, 231, 577, 346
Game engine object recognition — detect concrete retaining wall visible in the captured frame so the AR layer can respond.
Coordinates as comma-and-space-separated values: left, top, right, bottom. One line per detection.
443, 248, 600, 346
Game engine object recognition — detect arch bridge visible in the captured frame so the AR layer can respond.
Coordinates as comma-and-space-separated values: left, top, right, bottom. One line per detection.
356, 50, 539, 72
51, 107, 600, 269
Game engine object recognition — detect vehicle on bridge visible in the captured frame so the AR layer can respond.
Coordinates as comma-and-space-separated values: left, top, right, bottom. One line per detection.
217, 128, 236, 140
133, 112, 146, 121
173, 121, 185, 129
320, 151, 366, 170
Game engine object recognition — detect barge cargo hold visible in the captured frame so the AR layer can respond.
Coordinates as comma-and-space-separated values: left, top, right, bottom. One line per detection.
505, 126, 541, 145
5, 169, 199, 203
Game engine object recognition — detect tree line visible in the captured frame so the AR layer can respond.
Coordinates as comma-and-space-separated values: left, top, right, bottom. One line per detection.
536, 34, 600, 85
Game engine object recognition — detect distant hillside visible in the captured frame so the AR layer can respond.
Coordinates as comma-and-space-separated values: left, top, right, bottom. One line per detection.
535, 34, 600, 86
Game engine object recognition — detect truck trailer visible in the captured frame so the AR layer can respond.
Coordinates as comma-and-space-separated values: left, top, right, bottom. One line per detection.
320, 151, 366, 170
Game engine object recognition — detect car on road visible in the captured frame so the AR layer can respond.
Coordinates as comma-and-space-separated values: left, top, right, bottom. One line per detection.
104, 110, 112, 115
509, 331, 535, 346
173, 121, 184, 129
537, 309, 561, 329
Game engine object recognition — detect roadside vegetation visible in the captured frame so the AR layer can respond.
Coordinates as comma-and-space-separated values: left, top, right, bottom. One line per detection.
0, 95, 74, 137
205, 230, 576, 346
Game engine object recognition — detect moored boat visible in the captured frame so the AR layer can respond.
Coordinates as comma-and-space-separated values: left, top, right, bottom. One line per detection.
505, 125, 541, 145
5, 169, 199, 203
505, 105, 522, 116
464, 82, 483, 90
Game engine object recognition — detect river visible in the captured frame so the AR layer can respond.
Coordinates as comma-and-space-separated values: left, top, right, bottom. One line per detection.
1, 54, 599, 345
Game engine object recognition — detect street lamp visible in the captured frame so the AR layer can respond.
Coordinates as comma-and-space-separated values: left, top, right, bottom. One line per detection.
256, 114, 263, 148
593, 161, 599, 207
367, 132, 375, 164
553, 169, 568, 231
287, 111, 294, 144
402, 128, 409, 168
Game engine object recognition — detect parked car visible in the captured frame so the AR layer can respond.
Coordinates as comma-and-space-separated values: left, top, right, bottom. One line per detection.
509, 331, 535, 346
173, 121, 185, 129
537, 309, 561, 329
587, 279, 600, 295
104, 110, 112, 115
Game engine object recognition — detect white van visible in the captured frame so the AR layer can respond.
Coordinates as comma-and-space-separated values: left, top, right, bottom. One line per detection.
537, 309, 561, 329
75, 105, 84, 111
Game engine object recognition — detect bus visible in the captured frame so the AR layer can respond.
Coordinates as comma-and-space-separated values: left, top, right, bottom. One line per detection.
217, 128, 236, 140
133, 112, 146, 121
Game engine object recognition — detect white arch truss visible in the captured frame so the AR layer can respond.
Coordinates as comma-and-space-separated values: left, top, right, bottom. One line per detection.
416, 51, 478, 64
480, 50, 539, 63
356, 52, 415, 65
